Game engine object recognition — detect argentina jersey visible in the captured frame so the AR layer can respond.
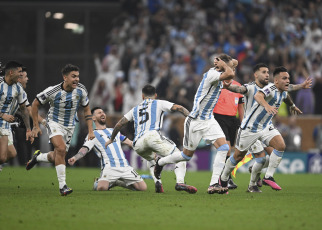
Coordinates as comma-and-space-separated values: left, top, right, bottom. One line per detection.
36, 82, 89, 128
124, 99, 174, 143
242, 82, 260, 119
189, 68, 223, 120
10, 82, 30, 117
241, 83, 287, 132
0, 77, 27, 129
83, 129, 129, 169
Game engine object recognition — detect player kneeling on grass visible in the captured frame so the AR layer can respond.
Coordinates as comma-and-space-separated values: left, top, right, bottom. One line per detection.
68, 107, 147, 191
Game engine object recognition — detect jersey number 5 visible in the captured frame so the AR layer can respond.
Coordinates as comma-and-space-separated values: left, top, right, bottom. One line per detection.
139, 108, 149, 125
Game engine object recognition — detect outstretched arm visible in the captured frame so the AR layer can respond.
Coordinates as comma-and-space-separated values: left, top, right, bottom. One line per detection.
68, 147, 90, 165
288, 78, 312, 92
105, 117, 129, 148
170, 104, 190, 117
223, 83, 247, 94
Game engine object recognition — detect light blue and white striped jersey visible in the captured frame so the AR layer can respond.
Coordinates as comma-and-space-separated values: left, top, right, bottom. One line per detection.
0, 77, 28, 129
36, 82, 89, 128
189, 68, 223, 120
241, 83, 288, 132
11, 82, 30, 117
242, 81, 261, 119
83, 128, 129, 169
124, 99, 173, 143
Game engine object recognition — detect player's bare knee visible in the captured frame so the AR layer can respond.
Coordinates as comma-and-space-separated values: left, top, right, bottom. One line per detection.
0, 155, 7, 164
55, 146, 66, 156
97, 185, 108, 191
138, 182, 147, 191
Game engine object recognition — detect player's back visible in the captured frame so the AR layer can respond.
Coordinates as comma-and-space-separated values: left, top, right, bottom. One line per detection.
189, 68, 222, 120
125, 98, 173, 142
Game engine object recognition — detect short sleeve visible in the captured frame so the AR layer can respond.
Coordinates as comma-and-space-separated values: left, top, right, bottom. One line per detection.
18, 88, 28, 105
81, 89, 89, 107
159, 100, 174, 112
260, 84, 274, 97
36, 86, 53, 105
82, 136, 95, 150
124, 108, 134, 121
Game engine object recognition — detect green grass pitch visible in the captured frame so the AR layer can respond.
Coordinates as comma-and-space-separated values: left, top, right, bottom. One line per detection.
0, 167, 321, 230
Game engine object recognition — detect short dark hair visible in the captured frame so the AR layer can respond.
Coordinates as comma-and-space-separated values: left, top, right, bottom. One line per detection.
142, 84, 156, 96
22, 66, 27, 72
216, 54, 232, 63
273, 66, 288, 77
4, 61, 23, 74
61, 64, 79, 76
253, 63, 268, 73
91, 107, 102, 115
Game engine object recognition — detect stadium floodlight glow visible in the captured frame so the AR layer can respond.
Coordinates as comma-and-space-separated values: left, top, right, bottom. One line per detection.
64, 23, 84, 34
65, 23, 78, 30
45, 12, 51, 18
53, 13, 64, 19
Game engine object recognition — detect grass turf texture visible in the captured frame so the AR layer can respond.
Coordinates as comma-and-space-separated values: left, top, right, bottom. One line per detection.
0, 167, 321, 230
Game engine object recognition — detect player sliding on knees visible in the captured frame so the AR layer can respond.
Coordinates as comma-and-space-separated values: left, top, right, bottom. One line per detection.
68, 107, 147, 191
105, 84, 197, 194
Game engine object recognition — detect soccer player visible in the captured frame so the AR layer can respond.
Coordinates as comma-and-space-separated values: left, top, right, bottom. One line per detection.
105, 84, 197, 194
154, 54, 237, 194
26, 64, 95, 196
9, 67, 47, 166
0, 61, 33, 165
68, 107, 147, 191
213, 79, 244, 190
220, 66, 302, 192
223, 64, 311, 192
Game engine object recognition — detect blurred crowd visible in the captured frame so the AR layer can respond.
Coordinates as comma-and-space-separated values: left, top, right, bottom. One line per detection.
89, 0, 322, 116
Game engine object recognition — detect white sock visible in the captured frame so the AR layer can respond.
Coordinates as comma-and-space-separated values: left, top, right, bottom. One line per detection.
158, 151, 191, 166
55, 164, 66, 189
249, 162, 264, 186
265, 149, 284, 178
209, 145, 228, 185
221, 156, 237, 181
147, 160, 161, 184
93, 180, 98, 190
174, 161, 186, 184
262, 155, 270, 168
36, 152, 50, 163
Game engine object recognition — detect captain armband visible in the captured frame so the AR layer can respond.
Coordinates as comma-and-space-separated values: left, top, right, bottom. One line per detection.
85, 115, 92, 121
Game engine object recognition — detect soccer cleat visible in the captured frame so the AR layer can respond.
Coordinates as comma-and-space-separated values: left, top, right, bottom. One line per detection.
175, 183, 197, 194
155, 181, 164, 193
207, 183, 228, 194
26, 150, 41, 170
154, 157, 163, 180
228, 178, 238, 190
248, 165, 262, 187
60, 185, 73, 196
262, 177, 282, 190
247, 185, 262, 193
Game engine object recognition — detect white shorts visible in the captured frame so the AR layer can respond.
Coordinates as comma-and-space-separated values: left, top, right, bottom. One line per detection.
0, 127, 10, 136
248, 140, 264, 154
183, 116, 225, 151
133, 130, 178, 161
98, 166, 143, 186
46, 121, 74, 151
8, 130, 13, 146
236, 125, 281, 152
